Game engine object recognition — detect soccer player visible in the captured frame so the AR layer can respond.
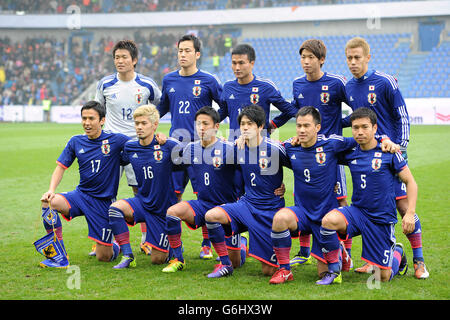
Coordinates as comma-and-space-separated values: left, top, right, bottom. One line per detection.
219, 43, 298, 141
205, 105, 290, 278
276, 39, 351, 267
108, 104, 182, 269
343, 37, 428, 279
269, 106, 398, 284
162, 106, 247, 273
318, 107, 417, 285
39, 101, 129, 267
157, 34, 223, 259
95, 39, 162, 255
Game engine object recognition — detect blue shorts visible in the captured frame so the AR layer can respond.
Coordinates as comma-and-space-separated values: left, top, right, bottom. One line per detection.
218, 198, 280, 267
59, 189, 114, 246
172, 166, 198, 194
123, 197, 169, 253
185, 199, 241, 250
336, 164, 348, 200
336, 205, 397, 269
285, 206, 325, 263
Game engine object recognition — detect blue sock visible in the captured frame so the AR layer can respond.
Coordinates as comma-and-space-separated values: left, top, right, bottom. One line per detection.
110, 242, 120, 261
407, 214, 424, 262
272, 229, 292, 270
42, 207, 66, 255
166, 215, 184, 262
108, 206, 133, 257
320, 226, 341, 273
240, 235, 247, 266
390, 245, 404, 280
201, 225, 211, 248
299, 234, 311, 257
207, 222, 231, 266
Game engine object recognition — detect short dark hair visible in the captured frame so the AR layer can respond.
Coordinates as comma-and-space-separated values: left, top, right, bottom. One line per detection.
237, 104, 265, 127
81, 100, 106, 119
195, 106, 220, 124
299, 39, 327, 68
350, 107, 377, 126
296, 106, 321, 125
177, 34, 202, 52
112, 40, 138, 68
232, 44, 256, 62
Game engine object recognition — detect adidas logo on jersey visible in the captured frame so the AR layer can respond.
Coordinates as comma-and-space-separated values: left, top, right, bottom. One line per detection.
229, 94, 235, 99
291, 154, 296, 159
78, 148, 85, 154
132, 153, 138, 158
351, 159, 357, 164
298, 93, 304, 99
169, 88, 175, 93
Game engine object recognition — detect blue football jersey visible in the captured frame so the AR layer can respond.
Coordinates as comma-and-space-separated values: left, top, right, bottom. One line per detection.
157, 69, 222, 141
220, 75, 297, 140
121, 137, 181, 216
57, 131, 130, 199
344, 69, 410, 147
288, 73, 348, 136
339, 144, 408, 224
183, 139, 239, 205
236, 137, 290, 210
284, 134, 357, 222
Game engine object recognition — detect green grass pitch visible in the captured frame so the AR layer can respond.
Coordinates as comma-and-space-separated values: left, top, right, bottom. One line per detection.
0, 122, 448, 301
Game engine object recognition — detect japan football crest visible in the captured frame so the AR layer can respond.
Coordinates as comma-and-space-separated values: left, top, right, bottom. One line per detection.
316, 152, 326, 164
259, 158, 269, 169
372, 158, 382, 170
101, 139, 110, 155
320, 92, 330, 104
212, 156, 222, 168
368, 92, 377, 105
135, 93, 143, 104
193, 86, 201, 97
250, 93, 259, 104
154, 150, 163, 161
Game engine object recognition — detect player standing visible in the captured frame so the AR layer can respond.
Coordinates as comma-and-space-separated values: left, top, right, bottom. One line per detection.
157, 34, 224, 259
318, 107, 417, 284
205, 105, 290, 278
108, 105, 181, 269
275, 39, 352, 267
39, 101, 129, 267
95, 39, 162, 255
343, 37, 428, 279
219, 43, 298, 141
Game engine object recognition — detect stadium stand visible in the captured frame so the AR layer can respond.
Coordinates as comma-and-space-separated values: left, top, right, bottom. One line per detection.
0, 1, 448, 106
0, 0, 423, 14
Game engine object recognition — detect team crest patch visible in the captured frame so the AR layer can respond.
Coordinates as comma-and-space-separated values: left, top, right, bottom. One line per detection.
259, 158, 269, 169
250, 93, 259, 104
316, 152, 326, 164
320, 92, 330, 104
193, 86, 201, 97
135, 93, 143, 104
154, 150, 163, 161
212, 156, 222, 168
101, 139, 110, 155
368, 92, 377, 105
372, 158, 382, 170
